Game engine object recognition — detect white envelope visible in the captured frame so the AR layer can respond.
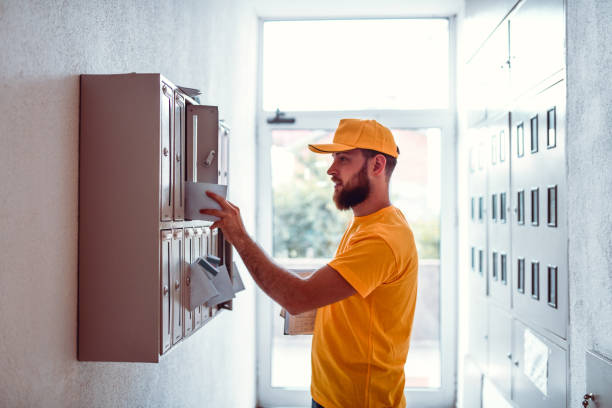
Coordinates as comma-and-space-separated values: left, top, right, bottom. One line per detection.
188, 258, 220, 310
206, 264, 236, 307
184, 182, 228, 221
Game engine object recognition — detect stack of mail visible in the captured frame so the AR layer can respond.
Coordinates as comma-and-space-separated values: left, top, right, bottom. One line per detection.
188, 256, 246, 310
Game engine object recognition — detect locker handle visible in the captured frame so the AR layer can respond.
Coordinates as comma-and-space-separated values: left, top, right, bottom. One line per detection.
175, 280, 180, 290
162, 285, 169, 296
514, 360, 519, 367
186, 276, 191, 286
162, 147, 169, 157
582, 393, 594, 407
203, 150, 216, 167
506, 353, 512, 360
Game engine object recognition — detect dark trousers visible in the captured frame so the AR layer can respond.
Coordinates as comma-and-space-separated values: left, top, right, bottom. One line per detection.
312, 399, 325, 408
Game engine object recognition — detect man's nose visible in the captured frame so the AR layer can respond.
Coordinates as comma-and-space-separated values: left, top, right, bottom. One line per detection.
327, 162, 336, 176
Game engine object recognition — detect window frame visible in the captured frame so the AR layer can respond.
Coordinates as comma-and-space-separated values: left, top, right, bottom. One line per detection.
255, 16, 458, 408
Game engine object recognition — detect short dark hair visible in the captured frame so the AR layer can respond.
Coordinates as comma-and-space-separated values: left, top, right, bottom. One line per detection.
360, 148, 398, 180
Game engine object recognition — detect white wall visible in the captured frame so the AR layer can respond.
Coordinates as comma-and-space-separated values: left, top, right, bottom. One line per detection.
566, 1, 612, 406
0, 1, 258, 407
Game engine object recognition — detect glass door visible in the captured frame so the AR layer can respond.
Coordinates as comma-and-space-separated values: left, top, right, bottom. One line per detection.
256, 17, 457, 408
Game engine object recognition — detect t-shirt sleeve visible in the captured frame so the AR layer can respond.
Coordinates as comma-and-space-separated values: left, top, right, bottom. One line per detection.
328, 234, 397, 298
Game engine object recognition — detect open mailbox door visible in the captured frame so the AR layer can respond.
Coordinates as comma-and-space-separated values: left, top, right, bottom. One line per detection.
186, 104, 229, 185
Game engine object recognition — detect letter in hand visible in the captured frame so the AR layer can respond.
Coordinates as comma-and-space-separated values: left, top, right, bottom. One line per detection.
199, 191, 248, 246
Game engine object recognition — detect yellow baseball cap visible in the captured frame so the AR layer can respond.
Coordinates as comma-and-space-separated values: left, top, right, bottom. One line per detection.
308, 119, 399, 158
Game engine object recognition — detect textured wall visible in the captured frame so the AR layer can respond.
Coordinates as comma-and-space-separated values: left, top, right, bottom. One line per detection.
0, 1, 257, 407
566, 1, 612, 407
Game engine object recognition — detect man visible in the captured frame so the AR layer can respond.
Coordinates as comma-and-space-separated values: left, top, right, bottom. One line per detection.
201, 119, 418, 408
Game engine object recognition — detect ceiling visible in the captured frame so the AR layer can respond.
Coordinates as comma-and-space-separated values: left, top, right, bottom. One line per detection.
253, 0, 464, 19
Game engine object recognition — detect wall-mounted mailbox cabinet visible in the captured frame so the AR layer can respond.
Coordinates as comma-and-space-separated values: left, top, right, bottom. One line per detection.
78, 73, 233, 362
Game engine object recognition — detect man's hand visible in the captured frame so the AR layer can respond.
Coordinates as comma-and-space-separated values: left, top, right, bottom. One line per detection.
199, 191, 248, 247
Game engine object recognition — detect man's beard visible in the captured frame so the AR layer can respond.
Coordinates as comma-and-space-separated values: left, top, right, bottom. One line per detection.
333, 162, 371, 210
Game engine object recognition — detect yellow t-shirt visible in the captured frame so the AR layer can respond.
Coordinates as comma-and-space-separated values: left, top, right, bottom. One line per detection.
311, 206, 418, 408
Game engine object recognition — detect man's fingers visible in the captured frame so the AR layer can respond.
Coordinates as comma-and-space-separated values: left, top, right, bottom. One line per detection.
205, 190, 232, 210
210, 221, 220, 230
200, 208, 224, 218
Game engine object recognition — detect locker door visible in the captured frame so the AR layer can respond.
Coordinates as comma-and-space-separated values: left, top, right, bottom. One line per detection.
193, 227, 203, 329
160, 83, 174, 221
510, 80, 567, 339
173, 91, 185, 220
487, 113, 512, 309
186, 105, 220, 184
183, 228, 194, 337
509, 0, 565, 99
171, 229, 184, 344
160, 230, 172, 354
511, 319, 567, 408
468, 295, 488, 372
585, 350, 612, 408
467, 128, 489, 297
487, 304, 512, 399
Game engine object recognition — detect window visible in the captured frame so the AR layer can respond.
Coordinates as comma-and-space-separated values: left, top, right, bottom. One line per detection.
258, 17, 455, 407
548, 266, 558, 308
517, 258, 525, 293
262, 19, 449, 111
531, 261, 540, 300
499, 130, 507, 162
491, 194, 497, 221
471, 247, 475, 271
471, 197, 475, 220
500, 253, 507, 284
492, 251, 498, 281
547, 185, 558, 227
517, 122, 525, 157
547, 107, 557, 148
531, 188, 539, 226
530, 115, 539, 153
517, 190, 525, 225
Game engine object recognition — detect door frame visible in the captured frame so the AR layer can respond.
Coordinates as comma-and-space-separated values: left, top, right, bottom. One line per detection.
255, 16, 458, 408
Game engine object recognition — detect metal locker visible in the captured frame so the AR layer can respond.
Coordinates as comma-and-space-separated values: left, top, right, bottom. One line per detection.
468, 128, 489, 298
173, 91, 185, 220
486, 113, 512, 309
183, 228, 194, 337
160, 82, 174, 221
487, 304, 512, 399
584, 350, 612, 408
508, 0, 565, 99
160, 230, 173, 354
193, 227, 203, 329
186, 105, 221, 184
171, 229, 184, 345
510, 80, 567, 339
511, 319, 567, 408
468, 295, 489, 372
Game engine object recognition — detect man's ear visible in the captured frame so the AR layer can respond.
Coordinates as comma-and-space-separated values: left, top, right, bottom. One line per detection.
372, 154, 387, 176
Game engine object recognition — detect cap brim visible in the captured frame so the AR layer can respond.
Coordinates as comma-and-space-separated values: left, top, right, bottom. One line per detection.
308, 143, 356, 154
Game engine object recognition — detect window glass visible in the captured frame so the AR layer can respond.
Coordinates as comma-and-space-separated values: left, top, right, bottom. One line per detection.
263, 19, 449, 111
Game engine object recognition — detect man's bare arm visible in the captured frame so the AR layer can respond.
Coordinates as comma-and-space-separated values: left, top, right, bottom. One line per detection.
200, 192, 356, 314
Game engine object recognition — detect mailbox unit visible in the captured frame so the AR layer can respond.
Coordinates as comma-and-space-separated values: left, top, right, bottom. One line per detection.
78, 73, 233, 362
